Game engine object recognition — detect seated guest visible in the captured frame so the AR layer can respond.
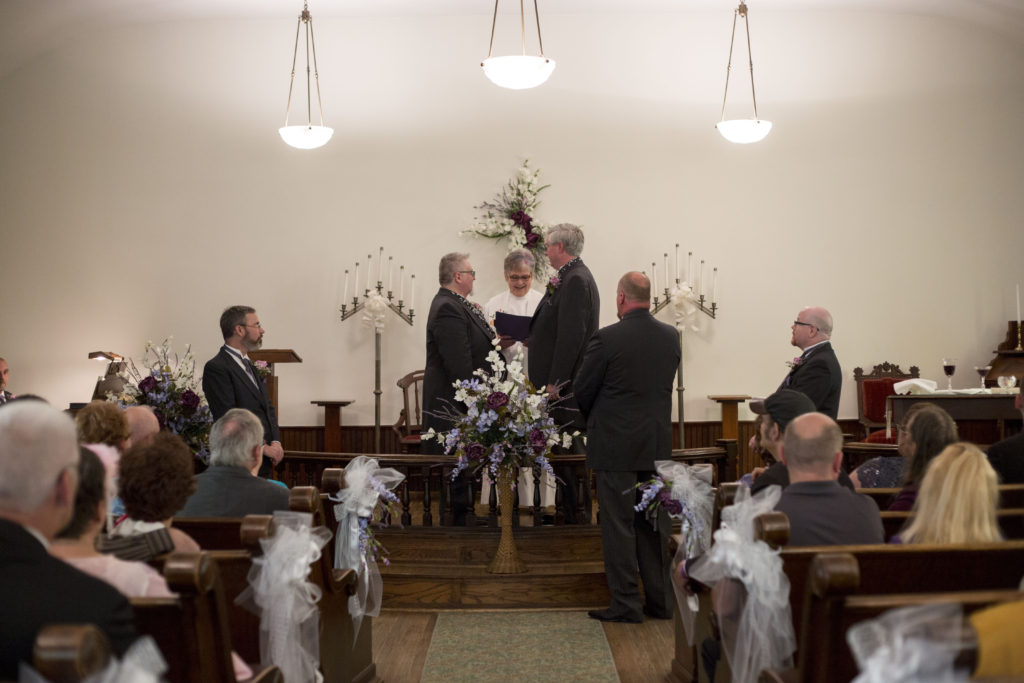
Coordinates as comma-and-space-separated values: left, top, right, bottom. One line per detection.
896, 443, 1002, 544
51, 447, 173, 597
0, 401, 135, 679
112, 433, 200, 552
749, 389, 856, 495
986, 389, 1024, 484
0, 356, 13, 404
179, 408, 290, 517
850, 402, 930, 489
76, 399, 132, 451
887, 403, 958, 511
125, 405, 160, 448
775, 413, 884, 546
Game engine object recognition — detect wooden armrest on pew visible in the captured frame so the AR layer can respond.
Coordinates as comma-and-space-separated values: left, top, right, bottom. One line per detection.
133, 551, 282, 683
33, 624, 111, 682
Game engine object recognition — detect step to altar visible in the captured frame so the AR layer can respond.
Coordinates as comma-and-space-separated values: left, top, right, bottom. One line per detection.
377, 526, 611, 609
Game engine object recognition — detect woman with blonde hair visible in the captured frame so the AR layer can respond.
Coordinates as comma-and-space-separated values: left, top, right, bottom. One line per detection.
898, 442, 1002, 544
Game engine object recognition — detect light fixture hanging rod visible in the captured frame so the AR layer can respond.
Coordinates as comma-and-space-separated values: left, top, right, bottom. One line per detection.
283, 14, 302, 126
305, 15, 312, 127
718, 5, 739, 122
485, 0, 547, 60
740, 2, 760, 120
533, 0, 546, 56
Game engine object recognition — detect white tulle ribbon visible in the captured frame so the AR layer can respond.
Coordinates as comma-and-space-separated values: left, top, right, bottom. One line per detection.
236, 510, 331, 683
689, 485, 796, 683
655, 460, 714, 644
19, 635, 167, 683
668, 283, 701, 332
328, 456, 405, 644
361, 293, 389, 330
849, 603, 969, 683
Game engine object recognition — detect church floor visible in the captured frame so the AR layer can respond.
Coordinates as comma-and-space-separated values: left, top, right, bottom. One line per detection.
372, 608, 676, 682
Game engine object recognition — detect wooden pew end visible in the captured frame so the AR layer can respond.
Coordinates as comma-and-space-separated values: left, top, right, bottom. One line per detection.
33, 624, 111, 683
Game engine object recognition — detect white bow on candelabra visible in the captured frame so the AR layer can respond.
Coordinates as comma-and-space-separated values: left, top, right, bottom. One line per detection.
339, 247, 416, 453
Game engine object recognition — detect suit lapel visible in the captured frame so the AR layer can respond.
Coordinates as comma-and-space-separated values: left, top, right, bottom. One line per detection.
221, 348, 265, 403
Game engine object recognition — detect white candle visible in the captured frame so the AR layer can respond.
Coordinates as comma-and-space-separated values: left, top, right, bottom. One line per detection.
378, 247, 384, 282
699, 260, 704, 295
687, 252, 693, 286
1017, 283, 1021, 325
353, 262, 360, 297
712, 267, 718, 304
652, 262, 657, 294
343, 269, 349, 303
399, 266, 405, 300
388, 257, 394, 291
675, 244, 680, 283
410, 274, 416, 308
365, 254, 372, 292
663, 253, 669, 291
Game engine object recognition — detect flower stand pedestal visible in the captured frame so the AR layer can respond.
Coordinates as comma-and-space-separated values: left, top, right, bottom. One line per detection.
488, 468, 525, 574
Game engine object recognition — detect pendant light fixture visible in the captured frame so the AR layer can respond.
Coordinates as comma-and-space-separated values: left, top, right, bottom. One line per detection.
716, 2, 772, 144
279, 0, 333, 150
481, 0, 556, 90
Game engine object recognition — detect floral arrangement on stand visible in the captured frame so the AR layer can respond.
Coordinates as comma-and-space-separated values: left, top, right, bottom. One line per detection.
635, 460, 714, 559
110, 338, 213, 464
425, 343, 574, 483
462, 159, 552, 278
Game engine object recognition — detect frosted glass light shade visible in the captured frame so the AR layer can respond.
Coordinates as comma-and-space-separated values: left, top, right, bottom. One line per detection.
279, 125, 334, 149
715, 119, 772, 144
482, 56, 556, 90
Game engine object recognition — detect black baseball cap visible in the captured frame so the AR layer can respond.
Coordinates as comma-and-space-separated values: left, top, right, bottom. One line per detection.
751, 389, 816, 431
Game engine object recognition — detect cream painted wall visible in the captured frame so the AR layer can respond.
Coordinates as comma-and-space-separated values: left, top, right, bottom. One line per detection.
1, 9, 1022, 429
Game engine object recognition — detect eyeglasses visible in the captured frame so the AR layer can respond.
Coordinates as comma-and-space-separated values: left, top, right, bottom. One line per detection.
243, 323, 263, 329
507, 274, 532, 282
792, 321, 815, 328
457, 270, 476, 277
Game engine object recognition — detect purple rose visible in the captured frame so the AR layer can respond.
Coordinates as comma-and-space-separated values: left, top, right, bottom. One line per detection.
486, 391, 509, 411
525, 232, 541, 247
529, 429, 547, 453
658, 489, 683, 516
511, 210, 532, 228
179, 389, 200, 411
138, 375, 158, 394
466, 442, 486, 462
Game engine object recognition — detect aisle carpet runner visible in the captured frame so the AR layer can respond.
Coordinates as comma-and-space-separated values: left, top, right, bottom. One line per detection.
420, 611, 619, 682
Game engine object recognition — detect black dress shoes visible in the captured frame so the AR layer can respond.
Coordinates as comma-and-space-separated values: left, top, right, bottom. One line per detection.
587, 609, 642, 624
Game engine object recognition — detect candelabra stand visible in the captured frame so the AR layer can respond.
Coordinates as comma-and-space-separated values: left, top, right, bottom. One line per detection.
652, 281, 719, 449
340, 281, 415, 453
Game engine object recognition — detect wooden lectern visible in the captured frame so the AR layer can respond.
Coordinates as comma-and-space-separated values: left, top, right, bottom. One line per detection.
247, 349, 302, 419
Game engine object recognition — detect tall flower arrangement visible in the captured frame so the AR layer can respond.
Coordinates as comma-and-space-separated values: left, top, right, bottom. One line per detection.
110, 338, 213, 463
425, 342, 574, 482
462, 159, 552, 278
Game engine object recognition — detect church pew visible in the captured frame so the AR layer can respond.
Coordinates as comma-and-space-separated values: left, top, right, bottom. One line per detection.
760, 552, 1024, 683
880, 508, 1024, 541
32, 624, 111, 682
859, 483, 1024, 511
670, 513, 1024, 683
133, 551, 282, 683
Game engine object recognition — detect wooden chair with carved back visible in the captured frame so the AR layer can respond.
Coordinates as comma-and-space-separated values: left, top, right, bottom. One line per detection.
853, 362, 920, 443
392, 370, 424, 453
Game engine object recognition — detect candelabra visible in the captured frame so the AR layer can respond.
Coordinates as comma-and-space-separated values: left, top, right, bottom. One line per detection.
647, 245, 721, 448
339, 248, 416, 453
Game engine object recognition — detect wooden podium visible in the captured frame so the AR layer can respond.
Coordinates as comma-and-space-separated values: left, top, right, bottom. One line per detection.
248, 349, 302, 419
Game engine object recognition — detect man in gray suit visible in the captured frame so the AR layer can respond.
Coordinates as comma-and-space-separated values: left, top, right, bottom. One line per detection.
178, 408, 290, 517
575, 272, 680, 623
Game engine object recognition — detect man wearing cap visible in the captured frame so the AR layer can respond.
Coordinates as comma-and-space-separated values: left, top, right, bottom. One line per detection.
774, 413, 883, 546
778, 306, 841, 419
749, 389, 855, 495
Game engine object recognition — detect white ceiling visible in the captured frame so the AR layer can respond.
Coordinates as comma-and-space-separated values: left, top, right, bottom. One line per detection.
2, 0, 1023, 80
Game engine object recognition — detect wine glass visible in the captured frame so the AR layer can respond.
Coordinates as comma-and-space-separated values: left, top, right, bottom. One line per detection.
998, 375, 1018, 389
941, 358, 957, 390
974, 365, 992, 389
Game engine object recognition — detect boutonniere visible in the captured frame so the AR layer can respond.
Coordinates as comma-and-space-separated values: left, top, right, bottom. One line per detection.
252, 360, 272, 381
785, 357, 804, 369
546, 275, 561, 296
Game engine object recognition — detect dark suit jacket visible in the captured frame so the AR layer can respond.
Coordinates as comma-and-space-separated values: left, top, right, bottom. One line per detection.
0, 519, 136, 679
421, 288, 495, 453
202, 347, 280, 477
528, 260, 600, 431
987, 430, 1024, 484
178, 464, 291, 517
575, 309, 680, 471
779, 341, 842, 419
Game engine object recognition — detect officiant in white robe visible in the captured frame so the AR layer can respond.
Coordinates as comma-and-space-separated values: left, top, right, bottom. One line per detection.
481, 249, 554, 508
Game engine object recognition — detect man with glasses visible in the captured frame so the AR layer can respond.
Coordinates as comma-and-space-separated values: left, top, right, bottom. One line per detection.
422, 253, 495, 524
777, 306, 841, 419
203, 305, 283, 478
